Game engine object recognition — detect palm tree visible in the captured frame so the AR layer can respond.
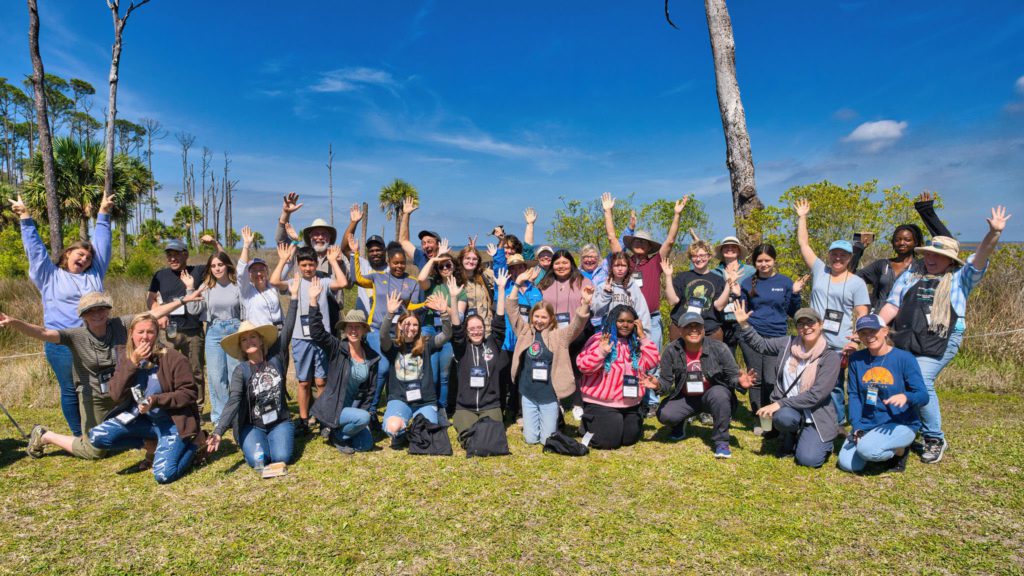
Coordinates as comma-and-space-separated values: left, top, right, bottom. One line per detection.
379, 178, 417, 241
24, 135, 103, 240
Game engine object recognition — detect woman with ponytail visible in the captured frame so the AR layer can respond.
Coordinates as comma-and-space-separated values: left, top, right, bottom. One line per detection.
575, 305, 660, 449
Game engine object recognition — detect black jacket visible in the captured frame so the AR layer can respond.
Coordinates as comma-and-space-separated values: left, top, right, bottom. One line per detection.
451, 314, 507, 412
308, 304, 380, 432
214, 300, 297, 441
658, 337, 742, 399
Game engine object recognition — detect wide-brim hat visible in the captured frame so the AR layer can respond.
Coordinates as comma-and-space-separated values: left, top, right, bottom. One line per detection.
221, 321, 279, 360
715, 236, 748, 261
78, 291, 113, 316
623, 230, 662, 252
303, 218, 338, 247
914, 236, 964, 265
334, 309, 371, 333
506, 254, 535, 268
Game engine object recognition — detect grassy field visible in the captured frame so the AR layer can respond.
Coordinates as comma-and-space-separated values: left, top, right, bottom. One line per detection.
1, 274, 1023, 574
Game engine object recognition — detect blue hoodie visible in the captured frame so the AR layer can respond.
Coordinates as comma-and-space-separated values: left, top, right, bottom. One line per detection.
492, 247, 542, 351
847, 347, 929, 433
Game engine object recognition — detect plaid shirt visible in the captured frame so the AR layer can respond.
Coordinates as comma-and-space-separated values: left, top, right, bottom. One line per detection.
887, 253, 987, 330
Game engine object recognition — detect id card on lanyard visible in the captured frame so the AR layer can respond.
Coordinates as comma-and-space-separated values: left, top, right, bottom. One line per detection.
406, 382, 423, 403
865, 384, 879, 407
469, 366, 487, 389
556, 312, 570, 329
97, 366, 115, 395
632, 272, 644, 288
622, 374, 639, 398
532, 360, 550, 382
822, 309, 843, 335
300, 314, 311, 337
685, 370, 705, 395
686, 297, 704, 316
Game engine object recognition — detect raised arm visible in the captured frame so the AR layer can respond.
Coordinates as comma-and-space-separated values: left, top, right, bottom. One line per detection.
661, 260, 679, 306
379, 290, 403, 352
523, 207, 537, 246
307, 276, 340, 357
326, 245, 350, 291
658, 196, 688, 260
347, 236, 375, 289
914, 191, 952, 238
341, 204, 363, 256
601, 192, 623, 253
973, 206, 1010, 271
92, 192, 114, 277
0, 312, 60, 344
794, 199, 818, 268
399, 196, 417, 262
275, 192, 303, 245
423, 293, 452, 349
416, 239, 449, 290
11, 195, 56, 288
268, 243, 295, 291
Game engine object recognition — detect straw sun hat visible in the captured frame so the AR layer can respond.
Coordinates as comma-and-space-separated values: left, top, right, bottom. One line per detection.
220, 321, 279, 360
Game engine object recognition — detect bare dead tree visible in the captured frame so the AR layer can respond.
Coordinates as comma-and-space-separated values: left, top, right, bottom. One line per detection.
140, 117, 165, 220
223, 151, 235, 246
327, 143, 334, 227
200, 146, 211, 232
360, 201, 368, 251
27, 0, 63, 255
703, 0, 763, 244
103, 0, 151, 204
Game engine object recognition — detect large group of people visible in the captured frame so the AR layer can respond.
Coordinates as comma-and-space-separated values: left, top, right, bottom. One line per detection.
1, 190, 1010, 483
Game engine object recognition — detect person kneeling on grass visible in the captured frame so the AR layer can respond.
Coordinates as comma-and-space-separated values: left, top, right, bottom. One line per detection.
449, 271, 509, 435
3, 290, 203, 464
733, 302, 841, 467
309, 279, 381, 455
656, 311, 756, 459
206, 273, 300, 469
88, 314, 203, 484
575, 304, 660, 450
506, 267, 593, 446
838, 315, 928, 474
380, 290, 452, 448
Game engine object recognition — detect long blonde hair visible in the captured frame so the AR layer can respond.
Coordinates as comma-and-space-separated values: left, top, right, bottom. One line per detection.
394, 312, 426, 356
124, 313, 166, 362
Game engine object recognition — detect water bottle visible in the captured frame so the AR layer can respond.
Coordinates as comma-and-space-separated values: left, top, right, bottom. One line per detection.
253, 442, 264, 471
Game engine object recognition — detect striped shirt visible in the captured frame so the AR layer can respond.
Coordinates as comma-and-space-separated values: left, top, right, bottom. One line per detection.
576, 333, 660, 408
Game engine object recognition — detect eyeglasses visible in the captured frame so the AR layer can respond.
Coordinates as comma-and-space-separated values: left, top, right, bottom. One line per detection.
691, 254, 710, 261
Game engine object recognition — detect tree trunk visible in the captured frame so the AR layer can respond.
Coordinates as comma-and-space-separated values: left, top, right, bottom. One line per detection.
705, 0, 763, 246
79, 215, 89, 241
327, 143, 334, 227
360, 201, 368, 251
27, 0, 63, 256
104, 1, 150, 202
119, 218, 128, 260
394, 208, 401, 243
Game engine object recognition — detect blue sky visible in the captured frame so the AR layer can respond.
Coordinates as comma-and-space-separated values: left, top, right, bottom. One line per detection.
1, 0, 1022, 243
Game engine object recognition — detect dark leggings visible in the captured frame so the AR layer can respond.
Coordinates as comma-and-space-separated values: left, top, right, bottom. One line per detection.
580, 402, 643, 450
657, 385, 734, 444
737, 337, 782, 415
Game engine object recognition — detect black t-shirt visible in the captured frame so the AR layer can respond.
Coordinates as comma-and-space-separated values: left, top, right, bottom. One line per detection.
148, 265, 207, 331
671, 270, 725, 333
517, 332, 556, 404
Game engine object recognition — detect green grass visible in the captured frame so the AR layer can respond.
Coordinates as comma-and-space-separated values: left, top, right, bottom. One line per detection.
0, 388, 1022, 575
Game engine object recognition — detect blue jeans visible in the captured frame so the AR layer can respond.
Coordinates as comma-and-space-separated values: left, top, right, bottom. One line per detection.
915, 331, 962, 441
334, 407, 373, 451
45, 342, 80, 436
644, 314, 663, 406
205, 319, 241, 426
829, 352, 847, 425
521, 395, 559, 445
367, 331, 389, 409
382, 400, 438, 437
423, 325, 453, 409
89, 415, 197, 483
837, 423, 916, 473
238, 420, 295, 468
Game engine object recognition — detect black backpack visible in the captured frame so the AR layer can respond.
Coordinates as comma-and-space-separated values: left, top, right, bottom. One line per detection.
542, 430, 589, 456
458, 416, 510, 458
406, 414, 453, 456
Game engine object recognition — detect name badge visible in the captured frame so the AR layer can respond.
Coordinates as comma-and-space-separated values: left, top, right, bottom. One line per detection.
622, 374, 639, 398
97, 367, 114, 395
685, 371, 705, 395
406, 383, 423, 403
723, 301, 736, 322
433, 315, 443, 328
865, 384, 879, 407
687, 298, 704, 316
114, 411, 136, 425
300, 314, 311, 337
823, 309, 843, 335
632, 272, 644, 288
261, 409, 278, 425
131, 385, 147, 404
519, 304, 530, 316
467, 308, 478, 318
470, 366, 486, 389
532, 360, 550, 382
556, 312, 570, 329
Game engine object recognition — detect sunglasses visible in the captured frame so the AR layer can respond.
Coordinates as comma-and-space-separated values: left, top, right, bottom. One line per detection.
439, 262, 454, 270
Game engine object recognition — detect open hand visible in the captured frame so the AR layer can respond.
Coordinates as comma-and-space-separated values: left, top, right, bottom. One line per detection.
349, 203, 363, 223
385, 291, 402, 314
206, 433, 221, 454
327, 244, 342, 262
987, 205, 1011, 233
732, 299, 750, 325
600, 192, 615, 211
241, 225, 254, 247
180, 269, 195, 290
288, 271, 302, 299
425, 293, 449, 314
523, 207, 537, 224
402, 196, 418, 215
308, 276, 323, 302
495, 268, 510, 289
598, 332, 612, 355
674, 195, 689, 214
793, 274, 810, 293
281, 192, 303, 215
737, 369, 757, 389
793, 199, 811, 218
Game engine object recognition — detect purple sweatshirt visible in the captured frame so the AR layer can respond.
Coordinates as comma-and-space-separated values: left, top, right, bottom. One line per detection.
21, 214, 112, 330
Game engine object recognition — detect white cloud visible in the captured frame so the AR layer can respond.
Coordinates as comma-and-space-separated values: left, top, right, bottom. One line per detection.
310, 67, 396, 93
842, 119, 908, 152
1016, 75, 1024, 96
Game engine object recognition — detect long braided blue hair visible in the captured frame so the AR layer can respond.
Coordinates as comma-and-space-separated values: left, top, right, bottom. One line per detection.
602, 304, 642, 372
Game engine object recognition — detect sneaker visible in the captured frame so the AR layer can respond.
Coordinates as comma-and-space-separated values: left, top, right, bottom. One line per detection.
669, 421, 687, 441
714, 442, 732, 459
390, 434, 408, 450
293, 418, 311, 437
775, 432, 796, 458
333, 438, 355, 456
920, 438, 947, 464
26, 425, 47, 459
699, 412, 714, 426
886, 447, 910, 473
